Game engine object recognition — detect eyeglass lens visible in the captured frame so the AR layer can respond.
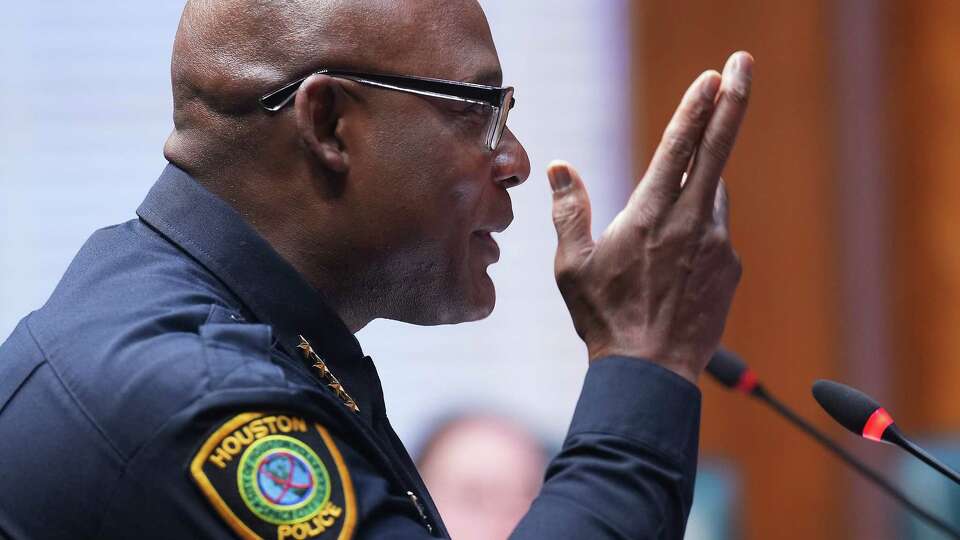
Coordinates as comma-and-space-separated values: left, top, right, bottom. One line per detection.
487, 88, 514, 150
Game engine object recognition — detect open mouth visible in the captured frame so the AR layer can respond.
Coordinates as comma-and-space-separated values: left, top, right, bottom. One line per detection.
472, 231, 501, 263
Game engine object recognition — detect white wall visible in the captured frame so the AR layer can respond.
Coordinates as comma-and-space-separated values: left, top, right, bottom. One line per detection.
0, 3, 182, 332
0, 1, 632, 447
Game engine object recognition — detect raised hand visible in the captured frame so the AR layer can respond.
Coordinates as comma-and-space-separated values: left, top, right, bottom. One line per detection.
548, 52, 753, 383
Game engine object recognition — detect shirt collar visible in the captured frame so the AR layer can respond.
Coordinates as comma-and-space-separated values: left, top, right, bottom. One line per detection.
136, 164, 366, 366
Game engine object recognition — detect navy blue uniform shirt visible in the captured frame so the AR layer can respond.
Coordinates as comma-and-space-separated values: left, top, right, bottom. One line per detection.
0, 165, 702, 539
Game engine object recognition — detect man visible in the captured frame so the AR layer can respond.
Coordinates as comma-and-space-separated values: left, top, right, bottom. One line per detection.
416, 414, 548, 540
0, 0, 751, 538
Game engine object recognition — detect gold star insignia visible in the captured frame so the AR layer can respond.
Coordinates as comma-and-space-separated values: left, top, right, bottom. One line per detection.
297, 336, 314, 357
297, 335, 359, 414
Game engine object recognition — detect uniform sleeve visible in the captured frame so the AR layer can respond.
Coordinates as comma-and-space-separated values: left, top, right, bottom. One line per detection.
97, 357, 700, 540
94, 398, 441, 540
510, 356, 702, 540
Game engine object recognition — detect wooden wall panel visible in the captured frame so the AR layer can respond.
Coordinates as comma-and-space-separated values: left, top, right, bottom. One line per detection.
632, 2, 846, 538
890, 1, 960, 433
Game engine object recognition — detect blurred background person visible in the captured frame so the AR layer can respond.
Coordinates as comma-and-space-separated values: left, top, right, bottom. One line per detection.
416, 414, 548, 540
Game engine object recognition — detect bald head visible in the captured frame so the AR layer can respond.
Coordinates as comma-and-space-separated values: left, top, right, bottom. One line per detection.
165, 0, 499, 178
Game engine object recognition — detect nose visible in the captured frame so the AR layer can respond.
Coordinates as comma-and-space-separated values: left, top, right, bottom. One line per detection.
493, 127, 530, 189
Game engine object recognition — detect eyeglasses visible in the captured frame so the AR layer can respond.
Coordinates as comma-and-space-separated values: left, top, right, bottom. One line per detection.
260, 69, 516, 151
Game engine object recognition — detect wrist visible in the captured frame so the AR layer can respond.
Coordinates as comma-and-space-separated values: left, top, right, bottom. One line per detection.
588, 345, 701, 385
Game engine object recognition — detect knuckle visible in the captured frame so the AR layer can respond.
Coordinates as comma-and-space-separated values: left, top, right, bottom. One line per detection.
660, 130, 697, 161
636, 220, 657, 240
655, 216, 700, 253
628, 207, 657, 235
552, 198, 583, 225
672, 211, 703, 236
683, 98, 712, 125
707, 226, 729, 246
726, 85, 751, 106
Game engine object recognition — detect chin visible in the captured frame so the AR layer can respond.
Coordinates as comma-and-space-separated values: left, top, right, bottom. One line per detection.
458, 270, 497, 321
386, 259, 498, 326
413, 272, 497, 326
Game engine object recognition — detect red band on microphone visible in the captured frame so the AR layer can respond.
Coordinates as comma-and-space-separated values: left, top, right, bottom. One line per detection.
862, 408, 894, 441
735, 370, 758, 394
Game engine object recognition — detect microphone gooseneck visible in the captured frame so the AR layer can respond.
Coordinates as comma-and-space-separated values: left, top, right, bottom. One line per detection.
813, 379, 960, 487
706, 351, 960, 539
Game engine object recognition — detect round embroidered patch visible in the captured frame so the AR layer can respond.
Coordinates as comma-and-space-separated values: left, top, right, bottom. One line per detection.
238, 435, 331, 525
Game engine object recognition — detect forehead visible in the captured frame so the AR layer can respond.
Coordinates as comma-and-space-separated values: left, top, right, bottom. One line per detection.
358, 0, 503, 84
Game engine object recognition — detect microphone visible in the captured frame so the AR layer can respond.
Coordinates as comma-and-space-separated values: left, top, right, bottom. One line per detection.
706, 350, 960, 539
813, 379, 960, 486
705, 348, 761, 394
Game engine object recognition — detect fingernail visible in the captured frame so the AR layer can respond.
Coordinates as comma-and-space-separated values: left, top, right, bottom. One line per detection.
549, 165, 572, 192
728, 52, 753, 79
724, 54, 740, 78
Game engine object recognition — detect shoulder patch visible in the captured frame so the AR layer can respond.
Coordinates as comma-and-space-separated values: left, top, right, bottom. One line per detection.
190, 413, 356, 540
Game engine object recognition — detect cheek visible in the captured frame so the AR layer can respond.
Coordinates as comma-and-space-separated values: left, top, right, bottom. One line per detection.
349, 103, 490, 251
382, 152, 485, 235
363, 100, 487, 185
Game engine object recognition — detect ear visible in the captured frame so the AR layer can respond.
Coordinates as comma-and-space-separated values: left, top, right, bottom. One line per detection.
294, 74, 349, 174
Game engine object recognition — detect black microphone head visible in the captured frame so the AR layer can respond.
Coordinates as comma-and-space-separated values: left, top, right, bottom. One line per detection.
706, 348, 759, 394
812, 380, 894, 441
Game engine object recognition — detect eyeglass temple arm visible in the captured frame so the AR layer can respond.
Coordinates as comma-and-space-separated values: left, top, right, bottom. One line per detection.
261, 71, 514, 113
260, 76, 311, 112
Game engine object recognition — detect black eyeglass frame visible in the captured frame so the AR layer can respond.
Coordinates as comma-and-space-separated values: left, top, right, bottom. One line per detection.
260, 69, 516, 151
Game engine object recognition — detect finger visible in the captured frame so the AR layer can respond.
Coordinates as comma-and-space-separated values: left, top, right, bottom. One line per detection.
548, 160, 595, 270
679, 51, 753, 218
713, 178, 730, 230
627, 70, 722, 219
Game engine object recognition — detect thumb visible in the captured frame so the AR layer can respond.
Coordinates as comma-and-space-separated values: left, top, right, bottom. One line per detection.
548, 160, 595, 269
